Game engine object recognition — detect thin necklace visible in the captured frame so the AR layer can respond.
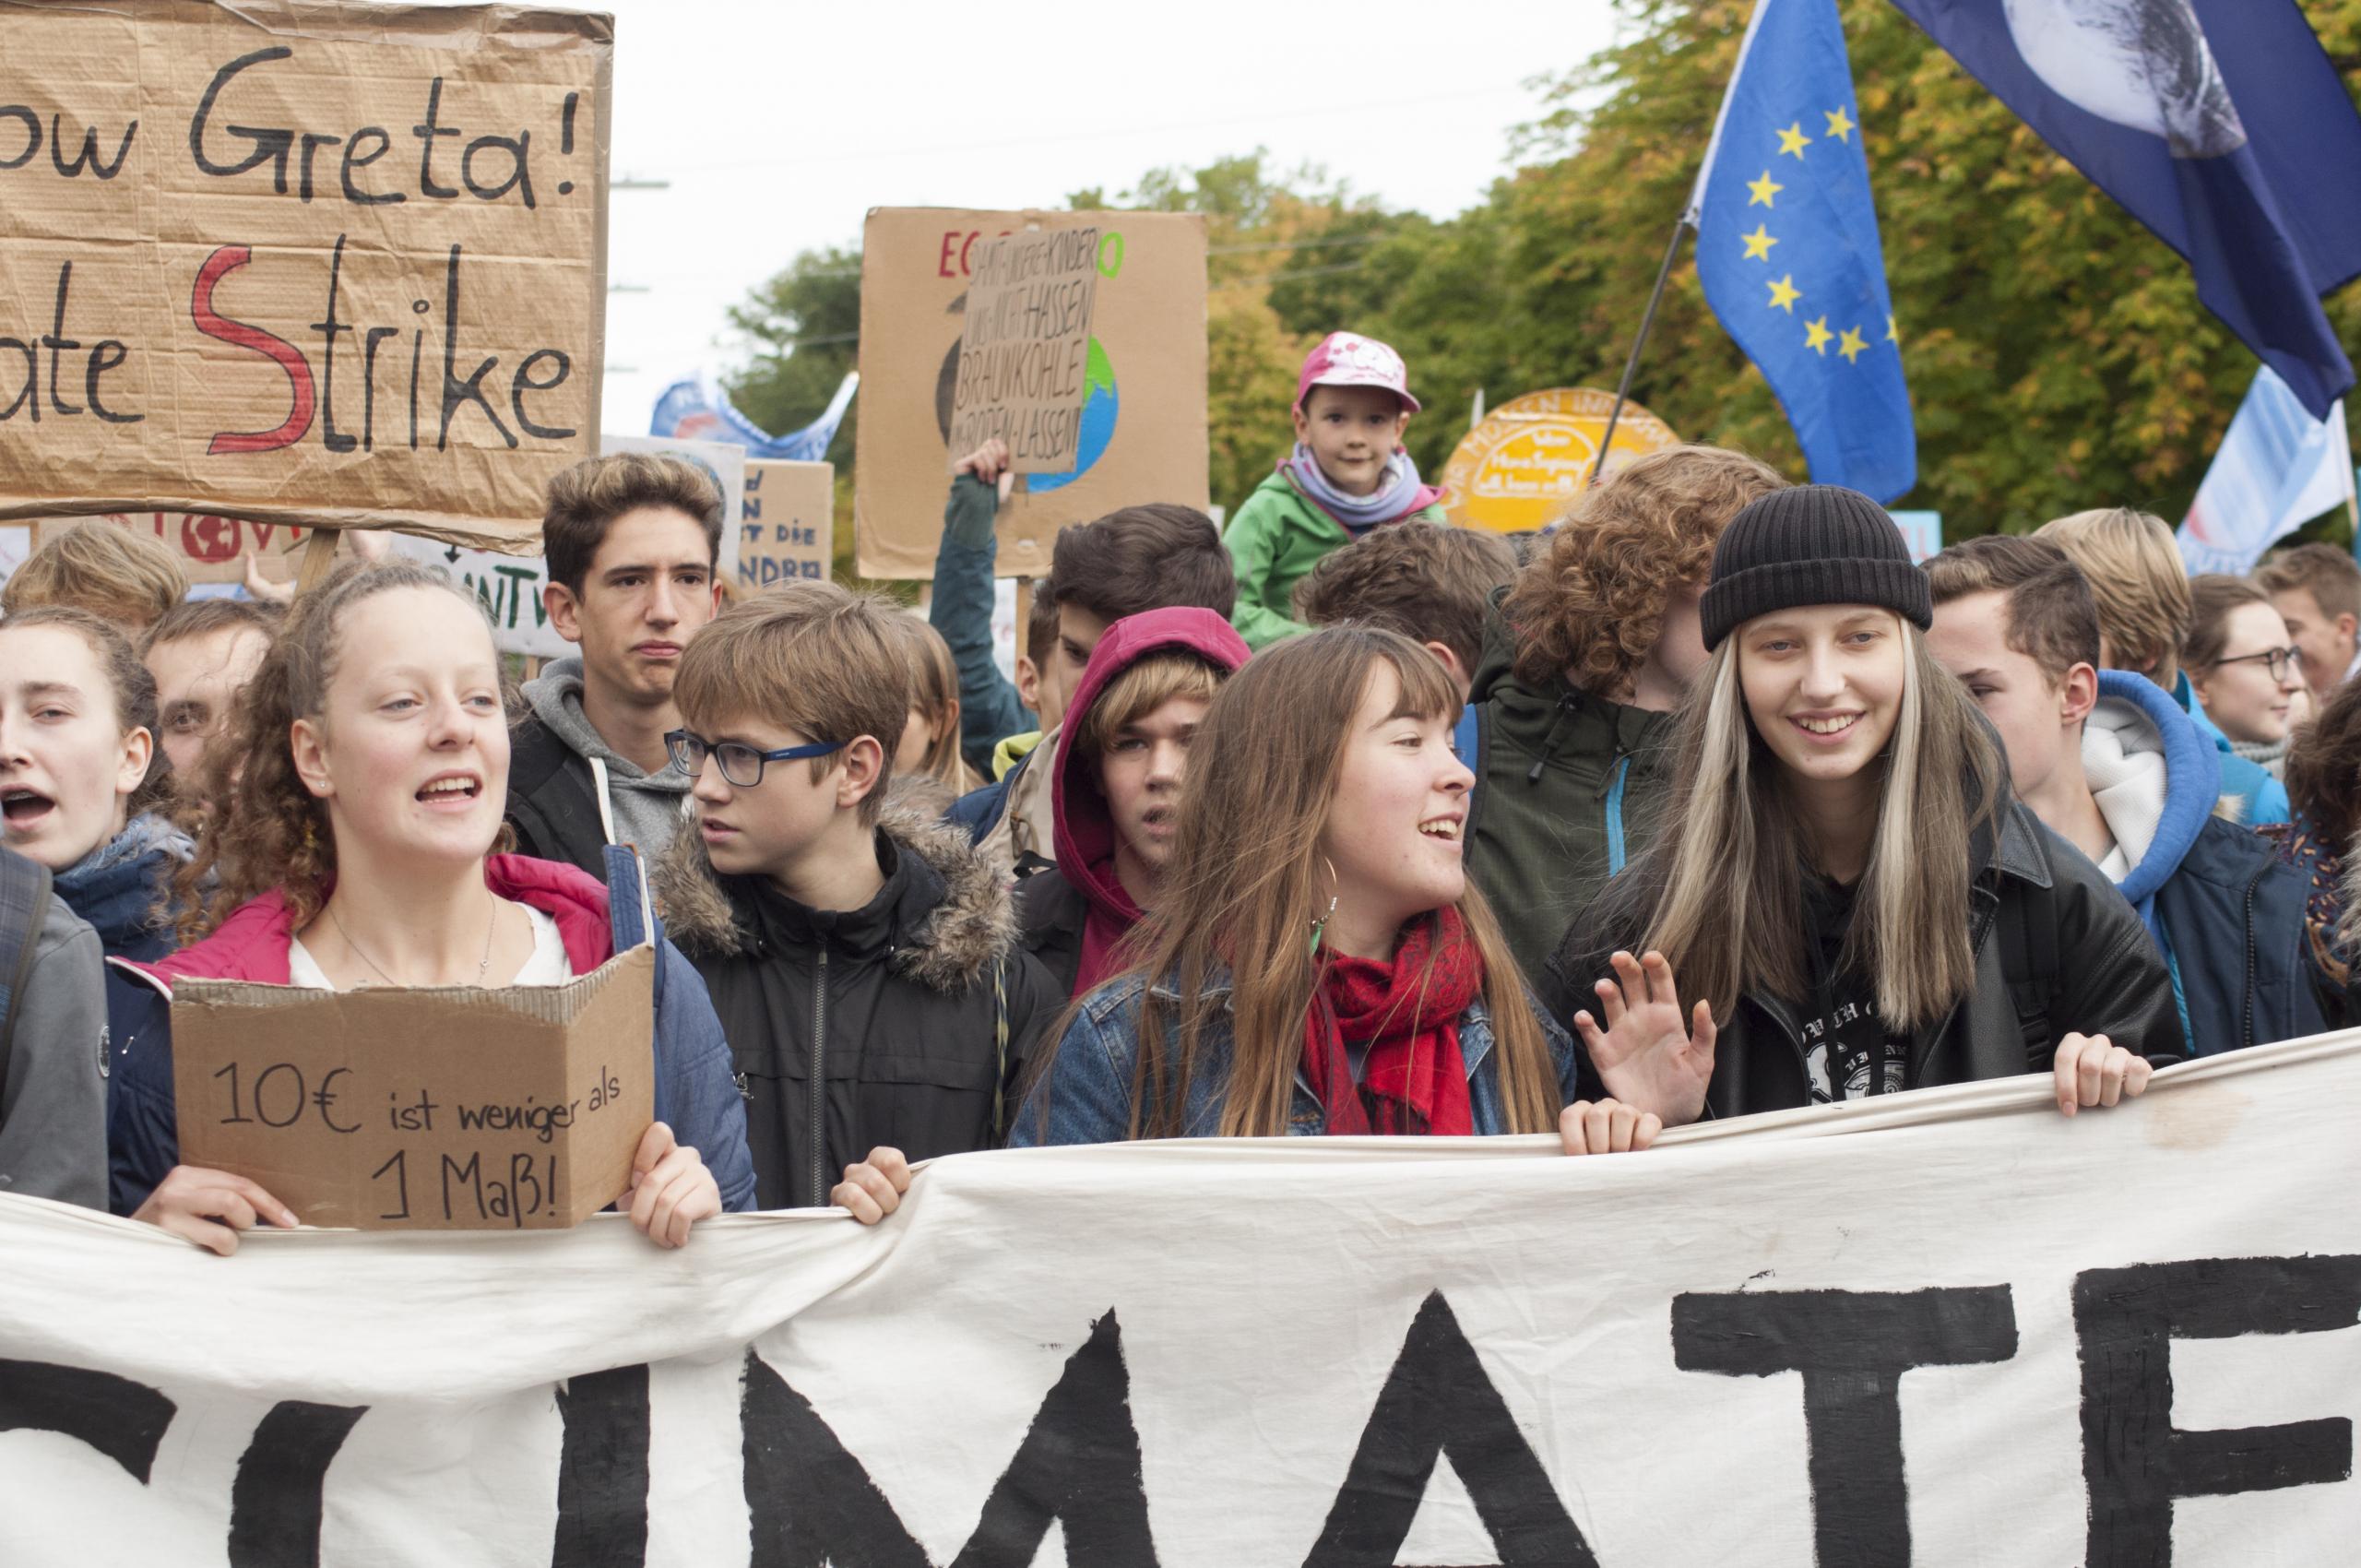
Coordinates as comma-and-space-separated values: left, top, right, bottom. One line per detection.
327, 896, 499, 987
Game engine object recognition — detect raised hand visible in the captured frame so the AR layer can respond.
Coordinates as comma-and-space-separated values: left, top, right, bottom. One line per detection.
1570, 950, 1718, 1127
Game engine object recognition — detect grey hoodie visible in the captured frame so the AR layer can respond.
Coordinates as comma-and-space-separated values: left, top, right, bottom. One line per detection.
1, 890, 107, 1209
522, 656, 695, 862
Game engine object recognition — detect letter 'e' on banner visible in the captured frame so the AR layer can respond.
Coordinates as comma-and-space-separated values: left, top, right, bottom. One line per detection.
854, 208, 1208, 580
0, 0, 611, 552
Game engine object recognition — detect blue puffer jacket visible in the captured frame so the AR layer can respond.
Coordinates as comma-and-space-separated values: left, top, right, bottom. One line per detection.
105, 847, 756, 1217
1010, 967, 1579, 1145
2096, 672, 2321, 1054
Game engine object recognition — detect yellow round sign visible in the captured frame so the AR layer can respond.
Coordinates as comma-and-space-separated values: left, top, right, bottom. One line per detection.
1442, 388, 1681, 534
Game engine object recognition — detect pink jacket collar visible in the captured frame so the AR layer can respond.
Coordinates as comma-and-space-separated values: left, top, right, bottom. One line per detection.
128, 856, 616, 995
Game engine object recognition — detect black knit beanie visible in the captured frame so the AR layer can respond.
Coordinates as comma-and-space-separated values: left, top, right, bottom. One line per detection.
1699, 484, 1932, 651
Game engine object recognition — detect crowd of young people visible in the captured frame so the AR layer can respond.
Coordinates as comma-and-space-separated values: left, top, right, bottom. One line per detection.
1, 328, 2352, 1248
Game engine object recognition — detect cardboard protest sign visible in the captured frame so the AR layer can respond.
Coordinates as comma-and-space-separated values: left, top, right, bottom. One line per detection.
948, 228, 1101, 473
391, 433, 745, 657
1442, 387, 1682, 533
856, 207, 1208, 580
737, 458, 833, 589
0, 0, 610, 550
8, 1033, 2360, 1562
167, 944, 655, 1230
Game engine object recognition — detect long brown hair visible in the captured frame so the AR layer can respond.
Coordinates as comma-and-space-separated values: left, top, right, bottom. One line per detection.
873, 610, 979, 793
171, 560, 495, 941
1033, 626, 1562, 1138
1624, 618, 2004, 1029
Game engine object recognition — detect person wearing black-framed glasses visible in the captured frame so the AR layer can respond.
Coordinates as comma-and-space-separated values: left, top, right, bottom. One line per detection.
650, 586, 1062, 1216
2187, 576, 2311, 780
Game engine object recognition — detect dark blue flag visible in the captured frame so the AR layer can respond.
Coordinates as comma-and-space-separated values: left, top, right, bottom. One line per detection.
1889, 0, 2361, 418
1693, 0, 1916, 502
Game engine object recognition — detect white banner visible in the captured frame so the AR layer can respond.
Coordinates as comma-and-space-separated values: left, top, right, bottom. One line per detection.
4, 1036, 2359, 1566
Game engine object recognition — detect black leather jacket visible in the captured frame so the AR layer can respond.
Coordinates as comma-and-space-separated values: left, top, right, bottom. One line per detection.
1542, 801, 2186, 1117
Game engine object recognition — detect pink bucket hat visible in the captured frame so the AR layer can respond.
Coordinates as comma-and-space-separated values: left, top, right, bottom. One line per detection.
1294, 331, 1421, 413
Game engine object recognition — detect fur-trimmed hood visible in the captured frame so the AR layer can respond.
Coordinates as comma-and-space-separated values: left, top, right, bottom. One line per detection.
652, 794, 1016, 994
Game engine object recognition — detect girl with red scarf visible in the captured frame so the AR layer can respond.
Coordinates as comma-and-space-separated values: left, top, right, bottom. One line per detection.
831, 627, 1654, 1222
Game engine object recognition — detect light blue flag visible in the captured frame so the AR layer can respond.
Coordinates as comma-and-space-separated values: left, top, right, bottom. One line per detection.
2177, 366, 2354, 576
650, 371, 858, 463
1691, 0, 1916, 502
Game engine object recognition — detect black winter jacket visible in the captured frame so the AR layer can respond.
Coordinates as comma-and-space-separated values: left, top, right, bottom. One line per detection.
1541, 801, 2188, 1117
655, 802, 1061, 1209
504, 715, 611, 883
1014, 868, 1088, 998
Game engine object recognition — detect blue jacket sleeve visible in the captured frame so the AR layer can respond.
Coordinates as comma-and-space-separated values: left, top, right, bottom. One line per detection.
105, 980, 177, 1217
651, 943, 758, 1212
932, 474, 1035, 777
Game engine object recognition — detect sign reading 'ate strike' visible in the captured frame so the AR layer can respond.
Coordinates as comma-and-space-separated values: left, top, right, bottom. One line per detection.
0, 0, 611, 551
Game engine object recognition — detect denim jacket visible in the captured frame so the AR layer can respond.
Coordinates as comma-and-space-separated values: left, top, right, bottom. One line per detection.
1008, 969, 1580, 1146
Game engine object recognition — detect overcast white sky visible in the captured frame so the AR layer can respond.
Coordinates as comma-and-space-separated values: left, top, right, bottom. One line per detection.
590, 0, 1628, 430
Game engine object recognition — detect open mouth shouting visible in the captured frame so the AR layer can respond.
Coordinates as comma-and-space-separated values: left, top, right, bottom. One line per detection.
0, 786, 55, 832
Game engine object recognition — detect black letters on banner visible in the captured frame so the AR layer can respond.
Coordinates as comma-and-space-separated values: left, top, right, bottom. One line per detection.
1306, 1290, 1597, 1568
741, 1311, 1159, 1567
0, 1357, 175, 1483
1671, 1286, 2020, 1568
2075, 1254, 2361, 1567
228, 1400, 368, 1568
552, 1364, 651, 1568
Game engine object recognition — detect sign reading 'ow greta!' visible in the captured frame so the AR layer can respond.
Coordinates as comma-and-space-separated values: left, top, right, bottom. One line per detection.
0, 1036, 2356, 1564
0, 0, 610, 551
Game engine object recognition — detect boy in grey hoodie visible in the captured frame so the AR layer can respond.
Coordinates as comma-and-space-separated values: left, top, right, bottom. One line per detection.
504, 454, 724, 880
0, 847, 107, 1209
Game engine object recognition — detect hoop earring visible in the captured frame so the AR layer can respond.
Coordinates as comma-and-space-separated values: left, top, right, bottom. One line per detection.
1309, 855, 1340, 955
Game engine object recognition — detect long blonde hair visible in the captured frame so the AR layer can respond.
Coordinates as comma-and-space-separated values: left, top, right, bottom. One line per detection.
1031, 627, 1563, 1138
1632, 618, 2003, 1030
877, 611, 980, 793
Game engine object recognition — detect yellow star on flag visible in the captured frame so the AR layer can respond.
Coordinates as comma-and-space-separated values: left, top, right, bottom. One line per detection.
1838, 326, 1869, 363
1886, 314, 1900, 343
1777, 122, 1812, 159
1741, 224, 1778, 261
1765, 274, 1801, 314
1804, 316, 1833, 355
1747, 170, 1784, 208
1824, 106, 1856, 143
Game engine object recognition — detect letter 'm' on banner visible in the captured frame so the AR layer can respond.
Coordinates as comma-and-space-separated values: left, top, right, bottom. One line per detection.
741, 1310, 1159, 1567
1671, 1286, 2020, 1568
2075, 1254, 2361, 1567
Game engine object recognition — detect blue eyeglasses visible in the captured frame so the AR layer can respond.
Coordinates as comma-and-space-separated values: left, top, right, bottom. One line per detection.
666, 728, 845, 788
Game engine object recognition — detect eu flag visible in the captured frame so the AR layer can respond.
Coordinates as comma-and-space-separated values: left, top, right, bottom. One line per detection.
1890, 0, 2361, 419
1692, 0, 1916, 503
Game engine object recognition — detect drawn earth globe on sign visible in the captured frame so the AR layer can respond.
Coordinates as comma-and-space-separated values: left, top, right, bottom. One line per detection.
933, 305, 1121, 494
1442, 388, 1681, 534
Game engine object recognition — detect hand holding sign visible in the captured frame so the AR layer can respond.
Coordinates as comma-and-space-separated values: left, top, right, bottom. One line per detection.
623, 1122, 720, 1249
1572, 949, 1719, 1127
133, 1164, 300, 1257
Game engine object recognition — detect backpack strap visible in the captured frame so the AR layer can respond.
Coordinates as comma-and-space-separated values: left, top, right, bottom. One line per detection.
0, 851, 55, 1109
1455, 701, 1489, 842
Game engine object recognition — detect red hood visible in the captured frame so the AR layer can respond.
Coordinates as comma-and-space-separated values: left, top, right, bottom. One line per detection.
1051, 608, 1252, 945
133, 856, 618, 992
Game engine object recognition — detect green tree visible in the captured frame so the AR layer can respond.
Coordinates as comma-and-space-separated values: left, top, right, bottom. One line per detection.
723, 246, 870, 585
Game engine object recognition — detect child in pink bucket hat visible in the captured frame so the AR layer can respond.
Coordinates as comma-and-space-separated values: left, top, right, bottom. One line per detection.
1223, 331, 1448, 649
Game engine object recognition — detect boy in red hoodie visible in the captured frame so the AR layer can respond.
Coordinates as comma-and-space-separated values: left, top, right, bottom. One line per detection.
1016, 608, 1252, 996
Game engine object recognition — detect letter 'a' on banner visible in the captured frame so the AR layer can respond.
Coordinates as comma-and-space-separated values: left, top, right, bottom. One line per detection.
853, 208, 1209, 581
0, 1, 611, 552
4, 1032, 2359, 1562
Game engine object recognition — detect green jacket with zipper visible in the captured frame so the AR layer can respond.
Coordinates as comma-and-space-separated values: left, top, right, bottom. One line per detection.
1462, 588, 1681, 985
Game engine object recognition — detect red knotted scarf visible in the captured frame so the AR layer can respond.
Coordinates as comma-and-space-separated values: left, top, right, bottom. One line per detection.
1299, 909, 1482, 1135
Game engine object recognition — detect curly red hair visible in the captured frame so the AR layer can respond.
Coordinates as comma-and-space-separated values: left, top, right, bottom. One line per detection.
1501, 445, 1786, 695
